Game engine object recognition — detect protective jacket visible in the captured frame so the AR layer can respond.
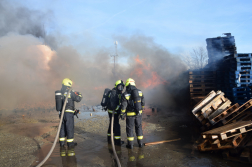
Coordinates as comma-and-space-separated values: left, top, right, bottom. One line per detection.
121, 85, 145, 147
59, 87, 82, 147
61, 87, 82, 111
107, 87, 122, 145
107, 88, 121, 114
121, 85, 145, 116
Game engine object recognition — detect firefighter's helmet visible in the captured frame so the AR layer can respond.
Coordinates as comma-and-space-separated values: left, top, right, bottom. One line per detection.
115, 80, 124, 91
125, 78, 136, 87
62, 78, 73, 87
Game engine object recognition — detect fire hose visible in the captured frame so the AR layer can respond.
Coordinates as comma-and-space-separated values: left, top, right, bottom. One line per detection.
36, 88, 71, 167
110, 110, 121, 167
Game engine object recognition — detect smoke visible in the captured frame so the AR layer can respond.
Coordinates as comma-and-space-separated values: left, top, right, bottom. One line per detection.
0, 1, 188, 111
0, 0, 50, 38
115, 35, 188, 108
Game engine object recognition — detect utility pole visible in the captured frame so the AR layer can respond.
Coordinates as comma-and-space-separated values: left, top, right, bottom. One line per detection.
110, 41, 118, 76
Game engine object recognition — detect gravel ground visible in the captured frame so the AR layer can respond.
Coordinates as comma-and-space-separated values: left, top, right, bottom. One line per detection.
1, 106, 252, 167
0, 110, 59, 167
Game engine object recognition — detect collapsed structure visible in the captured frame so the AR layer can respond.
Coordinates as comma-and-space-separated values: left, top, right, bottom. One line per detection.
190, 33, 252, 164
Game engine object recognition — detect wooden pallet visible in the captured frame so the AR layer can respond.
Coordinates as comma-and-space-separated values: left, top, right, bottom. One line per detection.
222, 100, 252, 125
209, 103, 240, 125
190, 83, 216, 88
229, 110, 252, 123
190, 87, 216, 92
208, 100, 232, 122
192, 90, 217, 115
189, 71, 216, 75
189, 78, 216, 83
198, 133, 246, 151
189, 75, 216, 80
201, 93, 227, 118
190, 92, 212, 97
202, 121, 252, 140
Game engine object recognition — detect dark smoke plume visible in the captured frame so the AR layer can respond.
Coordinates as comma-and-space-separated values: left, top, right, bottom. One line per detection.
0, 1, 188, 111
0, 0, 51, 38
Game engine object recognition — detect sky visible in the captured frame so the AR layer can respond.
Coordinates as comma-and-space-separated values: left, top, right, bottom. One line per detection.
10, 0, 252, 56
1, 0, 252, 109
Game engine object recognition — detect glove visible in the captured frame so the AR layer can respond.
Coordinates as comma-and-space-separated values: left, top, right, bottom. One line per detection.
75, 92, 82, 97
136, 110, 141, 116
120, 113, 126, 120
74, 109, 80, 115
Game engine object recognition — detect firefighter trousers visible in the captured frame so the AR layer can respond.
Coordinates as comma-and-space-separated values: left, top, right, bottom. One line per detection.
107, 112, 121, 144
59, 112, 75, 147
126, 114, 143, 146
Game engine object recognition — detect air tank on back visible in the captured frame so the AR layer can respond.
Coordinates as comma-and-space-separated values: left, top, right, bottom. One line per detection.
55, 90, 63, 111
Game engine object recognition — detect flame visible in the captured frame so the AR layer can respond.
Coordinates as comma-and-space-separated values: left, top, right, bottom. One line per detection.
26, 44, 55, 71
132, 55, 168, 89
36, 45, 55, 70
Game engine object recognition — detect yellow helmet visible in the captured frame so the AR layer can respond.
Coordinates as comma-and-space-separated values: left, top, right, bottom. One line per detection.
62, 78, 73, 87
125, 78, 136, 87
115, 80, 124, 87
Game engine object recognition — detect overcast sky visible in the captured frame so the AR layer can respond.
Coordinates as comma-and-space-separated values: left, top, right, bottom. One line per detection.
12, 0, 252, 55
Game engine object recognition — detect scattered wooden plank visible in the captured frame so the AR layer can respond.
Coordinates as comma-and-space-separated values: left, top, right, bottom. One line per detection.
222, 100, 252, 125
192, 90, 217, 115
201, 93, 227, 118
202, 121, 252, 140
198, 134, 246, 151
208, 100, 232, 122
209, 103, 240, 125
229, 110, 252, 124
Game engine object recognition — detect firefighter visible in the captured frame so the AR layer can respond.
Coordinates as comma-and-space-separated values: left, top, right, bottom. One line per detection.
56, 78, 82, 147
120, 78, 145, 149
107, 80, 125, 145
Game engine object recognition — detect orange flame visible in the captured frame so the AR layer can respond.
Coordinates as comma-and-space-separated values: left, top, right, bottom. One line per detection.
132, 55, 168, 89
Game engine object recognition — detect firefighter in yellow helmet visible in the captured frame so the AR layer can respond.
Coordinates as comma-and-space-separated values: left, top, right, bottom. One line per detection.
106, 80, 125, 145
55, 78, 82, 147
120, 78, 145, 149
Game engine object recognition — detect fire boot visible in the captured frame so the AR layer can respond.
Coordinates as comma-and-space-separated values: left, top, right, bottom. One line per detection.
138, 140, 143, 148
60, 147, 67, 157
107, 136, 111, 144
67, 147, 76, 156
126, 141, 133, 149
115, 139, 124, 146
60, 141, 65, 147
67, 142, 77, 147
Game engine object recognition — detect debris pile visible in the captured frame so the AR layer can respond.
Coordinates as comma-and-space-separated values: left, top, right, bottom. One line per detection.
192, 90, 252, 164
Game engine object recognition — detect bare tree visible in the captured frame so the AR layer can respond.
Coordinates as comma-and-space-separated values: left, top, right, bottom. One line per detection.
191, 47, 208, 69
183, 47, 208, 70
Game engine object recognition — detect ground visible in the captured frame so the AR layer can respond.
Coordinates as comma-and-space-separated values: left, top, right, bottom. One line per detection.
0, 107, 250, 167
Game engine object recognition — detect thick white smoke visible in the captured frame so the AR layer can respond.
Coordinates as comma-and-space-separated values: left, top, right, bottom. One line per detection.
0, 1, 188, 111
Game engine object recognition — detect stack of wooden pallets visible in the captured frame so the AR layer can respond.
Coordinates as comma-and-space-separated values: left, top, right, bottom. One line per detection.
192, 90, 232, 129
189, 71, 217, 107
216, 53, 252, 105
193, 90, 252, 164
206, 33, 237, 70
